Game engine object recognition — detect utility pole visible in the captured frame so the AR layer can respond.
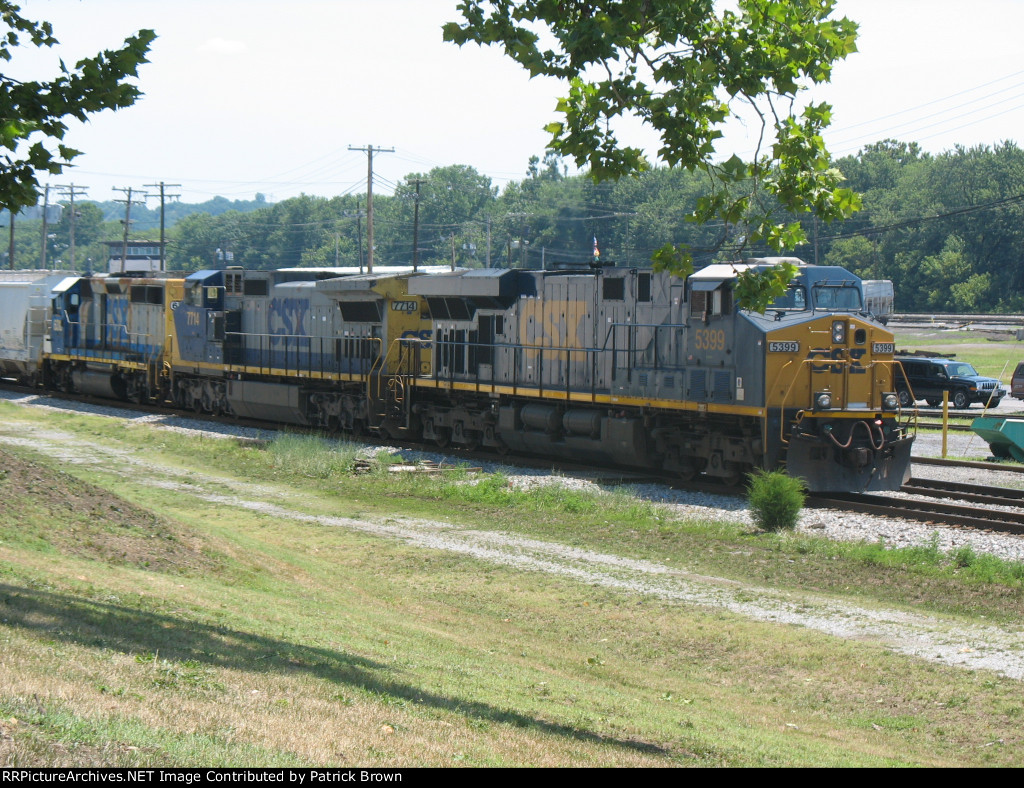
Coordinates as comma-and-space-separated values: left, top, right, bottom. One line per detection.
112, 187, 147, 274
812, 215, 820, 266
144, 181, 180, 271
507, 212, 530, 269
348, 144, 393, 273
486, 216, 492, 268
56, 184, 88, 270
409, 178, 426, 272
8, 210, 14, 270
39, 185, 50, 268
342, 210, 366, 271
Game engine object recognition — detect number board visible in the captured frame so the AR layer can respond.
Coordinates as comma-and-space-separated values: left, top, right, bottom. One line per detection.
872, 342, 895, 354
768, 341, 800, 353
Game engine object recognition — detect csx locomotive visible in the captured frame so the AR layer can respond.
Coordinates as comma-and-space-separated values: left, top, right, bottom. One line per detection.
0, 258, 914, 492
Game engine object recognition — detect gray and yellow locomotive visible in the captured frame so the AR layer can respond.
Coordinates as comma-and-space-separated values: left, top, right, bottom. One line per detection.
397, 258, 912, 492
0, 258, 913, 493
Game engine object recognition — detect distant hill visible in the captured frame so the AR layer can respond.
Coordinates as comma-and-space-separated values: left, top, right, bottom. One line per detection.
92, 194, 271, 234
0, 194, 272, 236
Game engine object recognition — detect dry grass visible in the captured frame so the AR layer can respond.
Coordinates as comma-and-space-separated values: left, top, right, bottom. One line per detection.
1, 403, 1024, 766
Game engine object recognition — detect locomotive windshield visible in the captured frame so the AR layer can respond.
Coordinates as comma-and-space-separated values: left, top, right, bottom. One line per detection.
810, 282, 862, 311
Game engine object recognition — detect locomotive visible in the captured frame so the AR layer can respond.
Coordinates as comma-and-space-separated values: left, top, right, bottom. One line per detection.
0, 258, 914, 492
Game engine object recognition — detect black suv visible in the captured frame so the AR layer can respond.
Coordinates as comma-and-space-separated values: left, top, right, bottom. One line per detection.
895, 356, 1006, 409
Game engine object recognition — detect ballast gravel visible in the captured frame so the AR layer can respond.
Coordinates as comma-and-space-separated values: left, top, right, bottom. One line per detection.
3, 389, 1024, 680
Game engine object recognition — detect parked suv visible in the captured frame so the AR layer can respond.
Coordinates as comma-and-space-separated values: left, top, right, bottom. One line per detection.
895, 356, 1005, 409
1012, 361, 1024, 400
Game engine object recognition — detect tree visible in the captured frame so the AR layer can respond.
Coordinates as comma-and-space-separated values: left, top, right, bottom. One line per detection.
445, 0, 861, 311
0, 4, 155, 212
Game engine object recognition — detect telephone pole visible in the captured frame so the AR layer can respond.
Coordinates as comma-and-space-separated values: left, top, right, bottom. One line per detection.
341, 210, 365, 271
112, 187, 147, 274
39, 185, 50, 268
409, 178, 426, 272
348, 144, 393, 273
56, 184, 88, 270
144, 182, 180, 271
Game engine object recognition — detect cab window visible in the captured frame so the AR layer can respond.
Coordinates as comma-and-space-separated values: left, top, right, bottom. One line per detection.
768, 285, 807, 311
811, 284, 861, 311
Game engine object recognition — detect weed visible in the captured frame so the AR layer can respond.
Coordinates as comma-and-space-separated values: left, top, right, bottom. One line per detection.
747, 469, 805, 531
951, 545, 977, 569
265, 433, 362, 479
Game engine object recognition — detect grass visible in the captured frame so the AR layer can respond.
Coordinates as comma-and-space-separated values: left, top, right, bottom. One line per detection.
2, 401, 1024, 765
893, 327, 1024, 383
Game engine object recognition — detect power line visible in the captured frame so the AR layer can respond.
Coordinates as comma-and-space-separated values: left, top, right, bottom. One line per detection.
819, 192, 1024, 242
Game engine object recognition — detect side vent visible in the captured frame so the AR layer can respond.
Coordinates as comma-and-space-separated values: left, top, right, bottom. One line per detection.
713, 370, 732, 402
688, 369, 707, 399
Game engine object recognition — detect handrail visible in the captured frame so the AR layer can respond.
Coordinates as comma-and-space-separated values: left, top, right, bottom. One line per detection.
775, 357, 914, 446
222, 330, 381, 380
58, 313, 156, 356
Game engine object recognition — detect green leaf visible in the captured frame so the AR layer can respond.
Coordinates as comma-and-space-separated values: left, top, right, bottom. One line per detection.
445, 1, 861, 262
0, 7, 155, 212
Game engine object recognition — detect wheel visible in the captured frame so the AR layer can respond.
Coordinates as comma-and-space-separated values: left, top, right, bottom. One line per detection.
989, 396, 1003, 409
925, 399, 941, 407
897, 389, 912, 408
952, 390, 969, 409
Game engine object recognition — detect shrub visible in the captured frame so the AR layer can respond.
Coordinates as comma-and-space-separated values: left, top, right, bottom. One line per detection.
747, 469, 806, 531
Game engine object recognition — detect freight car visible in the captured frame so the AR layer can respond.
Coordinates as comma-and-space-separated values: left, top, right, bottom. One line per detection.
0, 259, 914, 493
0, 270, 71, 385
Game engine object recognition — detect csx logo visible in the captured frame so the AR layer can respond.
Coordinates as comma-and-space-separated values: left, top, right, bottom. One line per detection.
807, 347, 867, 374
401, 329, 432, 343
392, 301, 418, 312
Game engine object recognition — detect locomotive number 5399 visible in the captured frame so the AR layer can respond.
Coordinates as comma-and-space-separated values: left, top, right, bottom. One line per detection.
694, 329, 726, 351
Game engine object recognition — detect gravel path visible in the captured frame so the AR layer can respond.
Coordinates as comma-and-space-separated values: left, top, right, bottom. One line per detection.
4, 389, 1024, 680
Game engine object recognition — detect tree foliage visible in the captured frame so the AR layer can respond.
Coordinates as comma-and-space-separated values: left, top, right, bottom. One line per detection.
443, 0, 861, 308
0, 2, 155, 211
823, 141, 1024, 313
12, 135, 1023, 318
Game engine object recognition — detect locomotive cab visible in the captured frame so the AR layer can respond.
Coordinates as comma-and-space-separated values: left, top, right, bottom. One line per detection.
752, 264, 913, 491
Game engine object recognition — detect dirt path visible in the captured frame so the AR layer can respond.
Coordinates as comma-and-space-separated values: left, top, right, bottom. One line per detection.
3, 420, 1024, 681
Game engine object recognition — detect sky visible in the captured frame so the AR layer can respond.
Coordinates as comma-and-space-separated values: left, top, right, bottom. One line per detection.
10, 0, 1024, 205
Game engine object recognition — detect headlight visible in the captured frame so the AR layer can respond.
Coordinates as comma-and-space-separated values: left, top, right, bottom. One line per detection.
831, 320, 846, 344
883, 393, 898, 410
815, 392, 832, 410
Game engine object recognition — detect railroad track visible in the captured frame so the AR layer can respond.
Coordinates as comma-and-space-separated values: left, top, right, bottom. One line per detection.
9, 381, 1024, 536
809, 478, 1024, 535
912, 456, 1024, 474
